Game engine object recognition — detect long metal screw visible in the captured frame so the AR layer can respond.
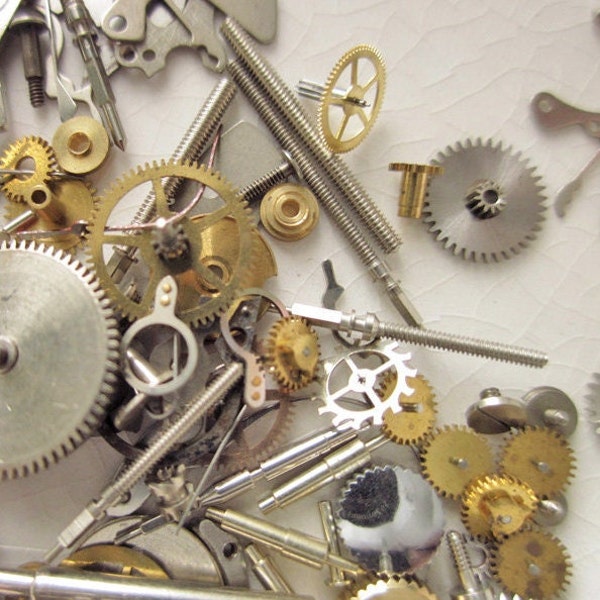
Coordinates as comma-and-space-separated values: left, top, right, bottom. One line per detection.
228, 60, 421, 327
239, 151, 300, 204
221, 17, 401, 255
446, 530, 491, 600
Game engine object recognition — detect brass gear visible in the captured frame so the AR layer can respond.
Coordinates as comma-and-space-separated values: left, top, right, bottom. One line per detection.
461, 473, 538, 539
350, 577, 439, 600
491, 530, 571, 599
87, 160, 257, 325
318, 44, 386, 153
5, 179, 96, 251
420, 426, 495, 499
0, 136, 57, 202
380, 374, 437, 445
499, 426, 575, 498
263, 316, 320, 391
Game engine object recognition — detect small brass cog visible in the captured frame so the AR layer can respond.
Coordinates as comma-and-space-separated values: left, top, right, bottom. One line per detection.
87, 160, 257, 325
263, 316, 320, 391
351, 577, 439, 600
1, 136, 57, 202
319, 44, 386, 153
380, 374, 437, 445
499, 426, 575, 498
491, 530, 571, 599
420, 426, 495, 500
461, 473, 538, 540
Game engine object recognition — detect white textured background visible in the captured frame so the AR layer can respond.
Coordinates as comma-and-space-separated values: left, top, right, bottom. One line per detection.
1, 1, 600, 598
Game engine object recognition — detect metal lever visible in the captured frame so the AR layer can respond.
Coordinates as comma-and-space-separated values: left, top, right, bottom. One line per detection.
532, 91, 600, 139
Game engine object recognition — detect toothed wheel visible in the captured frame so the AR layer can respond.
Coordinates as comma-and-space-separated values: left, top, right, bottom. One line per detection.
87, 160, 257, 325
491, 530, 571, 599
461, 473, 538, 539
380, 374, 437, 445
0, 241, 119, 479
499, 427, 575, 498
0, 136, 57, 202
423, 138, 546, 262
263, 316, 320, 391
350, 576, 439, 599
420, 426, 495, 500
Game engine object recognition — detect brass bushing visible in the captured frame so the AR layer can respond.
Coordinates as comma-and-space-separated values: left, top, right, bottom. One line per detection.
389, 163, 444, 219
260, 183, 319, 241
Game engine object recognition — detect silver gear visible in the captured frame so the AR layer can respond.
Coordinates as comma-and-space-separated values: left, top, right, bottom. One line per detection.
0, 241, 120, 479
423, 138, 546, 262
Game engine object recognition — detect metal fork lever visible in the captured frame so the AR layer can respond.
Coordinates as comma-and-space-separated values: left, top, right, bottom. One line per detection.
532, 91, 600, 139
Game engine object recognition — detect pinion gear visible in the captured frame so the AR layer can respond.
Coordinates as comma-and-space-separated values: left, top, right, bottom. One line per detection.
350, 577, 439, 600
420, 425, 495, 500
0, 241, 119, 479
499, 427, 575, 497
87, 160, 257, 325
491, 529, 571, 599
423, 138, 546, 262
263, 316, 320, 391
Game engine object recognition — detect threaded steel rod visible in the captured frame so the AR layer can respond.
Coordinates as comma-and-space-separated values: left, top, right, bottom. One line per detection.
228, 60, 421, 326
222, 17, 401, 255
240, 161, 293, 204
446, 530, 484, 594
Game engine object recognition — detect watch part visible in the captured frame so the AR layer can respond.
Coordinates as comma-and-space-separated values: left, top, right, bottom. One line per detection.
338, 465, 445, 574
423, 138, 546, 262
52, 115, 110, 174
0, 241, 119, 479
499, 426, 575, 497
388, 163, 444, 219
380, 374, 437, 445
350, 577, 439, 600
533, 494, 568, 527
420, 425, 495, 500
465, 388, 527, 434
461, 473, 538, 539
523, 386, 578, 437
586, 372, 600, 435
491, 530, 571, 599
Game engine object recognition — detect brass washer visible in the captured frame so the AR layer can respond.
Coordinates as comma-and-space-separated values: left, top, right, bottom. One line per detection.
52, 116, 110, 174
260, 182, 319, 241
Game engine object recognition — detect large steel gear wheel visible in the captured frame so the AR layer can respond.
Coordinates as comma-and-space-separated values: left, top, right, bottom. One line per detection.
461, 473, 538, 539
423, 138, 546, 262
87, 160, 256, 325
0, 136, 57, 202
350, 577, 439, 600
491, 530, 571, 599
0, 241, 119, 479
499, 426, 575, 498
420, 425, 495, 500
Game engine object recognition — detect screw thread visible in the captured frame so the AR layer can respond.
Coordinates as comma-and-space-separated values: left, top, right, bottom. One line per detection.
221, 17, 401, 254
240, 162, 292, 204
28, 77, 44, 107
377, 320, 547, 368
446, 530, 480, 593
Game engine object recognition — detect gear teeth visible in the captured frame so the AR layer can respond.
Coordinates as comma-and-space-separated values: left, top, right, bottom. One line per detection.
349, 576, 439, 600
499, 426, 575, 498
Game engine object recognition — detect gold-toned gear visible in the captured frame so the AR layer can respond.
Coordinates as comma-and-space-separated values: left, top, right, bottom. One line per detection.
87, 160, 257, 325
499, 426, 575, 498
52, 116, 111, 174
491, 529, 571, 599
0, 136, 57, 202
263, 316, 320, 391
461, 473, 538, 539
5, 179, 96, 251
350, 576, 439, 600
319, 44, 386, 153
380, 374, 437, 445
420, 425, 495, 499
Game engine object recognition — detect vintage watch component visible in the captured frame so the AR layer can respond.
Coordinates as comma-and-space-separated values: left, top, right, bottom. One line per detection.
586, 372, 600, 434
299, 45, 385, 153
338, 465, 445, 574
0, 135, 57, 202
461, 473, 538, 539
532, 91, 600, 139
319, 500, 352, 588
465, 387, 528, 434
244, 544, 292, 593
87, 160, 256, 325
259, 182, 319, 240
147, 464, 193, 522
420, 426, 495, 500
423, 138, 546, 262
534, 494, 568, 527
350, 577, 439, 600
0, 241, 119, 479
388, 163, 444, 219
5, 179, 96, 250
120, 276, 198, 395
52, 116, 110, 174
380, 374, 437, 445
499, 426, 575, 497
553, 148, 600, 217
263, 316, 320, 391
523, 386, 578, 437
320, 343, 416, 429
491, 530, 571, 599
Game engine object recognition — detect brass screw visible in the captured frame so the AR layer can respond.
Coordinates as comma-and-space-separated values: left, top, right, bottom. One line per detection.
389, 163, 444, 219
